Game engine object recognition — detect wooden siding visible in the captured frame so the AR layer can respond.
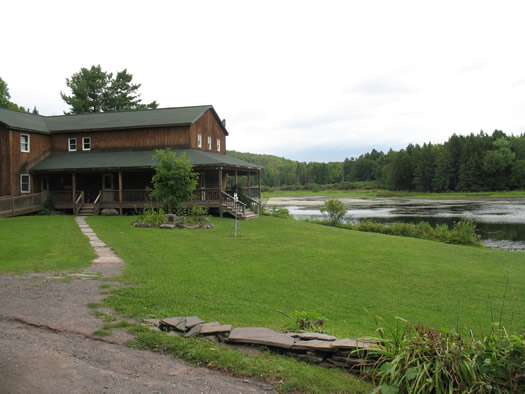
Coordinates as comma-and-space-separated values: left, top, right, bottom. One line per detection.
50, 125, 191, 154
189, 109, 226, 153
0, 126, 11, 196
5, 129, 51, 196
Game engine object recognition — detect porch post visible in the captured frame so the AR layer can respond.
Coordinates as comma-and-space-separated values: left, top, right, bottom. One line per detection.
118, 170, 123, 216
234, 170, 238, 185
72, 173, 76, 209
218, 167, 223, 218
258, 169, 261, 199
248, 172, 251, 198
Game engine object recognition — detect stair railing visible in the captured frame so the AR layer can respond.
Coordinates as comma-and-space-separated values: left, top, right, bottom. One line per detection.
221, 191, 246, 218
93, 191, 102, 216
74, 191, 84, 215
240, 194, 260, 215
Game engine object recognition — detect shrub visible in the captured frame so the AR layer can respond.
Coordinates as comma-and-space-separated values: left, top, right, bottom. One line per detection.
40, 194, 56, 215
320, 199, 347, 225
352, 218, 482, 247
138, 208, 167, 226
357, 316, 525, 393
268, 206, 293, 219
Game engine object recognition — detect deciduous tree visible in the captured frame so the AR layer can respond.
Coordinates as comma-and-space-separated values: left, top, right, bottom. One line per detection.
150, 150, 199, 213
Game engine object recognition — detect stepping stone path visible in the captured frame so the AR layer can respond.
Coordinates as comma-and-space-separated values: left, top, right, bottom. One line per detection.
75, 216, 124, 264
150, 315, 380, 373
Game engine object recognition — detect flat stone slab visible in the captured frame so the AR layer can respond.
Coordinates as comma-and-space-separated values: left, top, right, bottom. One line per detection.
93, 256, 123, 264
331, 338, 376, 349
90, 241, 106, 247
200, 323, 232, 335
160, 316, 204, 332
160, 317, 184, 329
228, 327, 294, 349
94, 247, 117, 257
287, 332, 337, 341
292, 339, 336, 351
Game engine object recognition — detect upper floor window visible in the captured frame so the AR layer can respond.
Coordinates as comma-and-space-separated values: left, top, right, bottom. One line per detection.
217, 138, 221, 152
82, 137, 91, 151
197, 134, 202, 148
69, 138, 77, 152
21, 174, 30, 193
207, 136, 212, 150
21, 134, 30, 152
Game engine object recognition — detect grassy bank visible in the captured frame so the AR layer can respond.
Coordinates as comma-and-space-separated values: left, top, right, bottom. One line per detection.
264, 189, 525, 199
88, 216, 524, 337
0, 216, 94, 274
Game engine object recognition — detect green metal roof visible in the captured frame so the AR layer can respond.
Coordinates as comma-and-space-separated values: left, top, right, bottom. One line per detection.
30, 149, 262, 172
0, 105, 227, 134
0, 108, 49, 133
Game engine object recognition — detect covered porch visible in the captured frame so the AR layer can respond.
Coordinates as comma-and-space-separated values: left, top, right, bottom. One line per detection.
25, 149, 262, 218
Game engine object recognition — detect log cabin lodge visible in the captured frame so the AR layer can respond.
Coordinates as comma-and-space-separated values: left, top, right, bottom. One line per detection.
0, 105, 261, 219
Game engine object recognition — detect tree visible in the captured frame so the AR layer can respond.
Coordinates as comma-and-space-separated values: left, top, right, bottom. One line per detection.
0, 77, 26, 111
320, 199, 347, 225
150, 150, 199, 213
61, 65, 158, 114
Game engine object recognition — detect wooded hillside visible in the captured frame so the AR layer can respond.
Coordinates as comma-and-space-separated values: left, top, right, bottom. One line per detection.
228, 130, 525, 192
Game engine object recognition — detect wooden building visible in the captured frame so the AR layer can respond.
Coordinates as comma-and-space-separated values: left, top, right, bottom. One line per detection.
0, 105, 261, 218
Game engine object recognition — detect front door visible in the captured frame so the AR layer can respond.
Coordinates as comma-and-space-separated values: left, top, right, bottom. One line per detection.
102, 173, 114, 201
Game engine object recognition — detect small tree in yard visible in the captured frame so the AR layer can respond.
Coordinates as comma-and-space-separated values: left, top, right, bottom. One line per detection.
150, 150, 198, 213
320, 199, 347, 225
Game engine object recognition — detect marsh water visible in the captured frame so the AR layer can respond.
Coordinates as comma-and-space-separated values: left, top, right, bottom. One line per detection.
267, 197, 525, 252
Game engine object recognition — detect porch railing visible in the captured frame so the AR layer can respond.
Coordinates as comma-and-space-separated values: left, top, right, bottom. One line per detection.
194, 188, 220, 201
93, 192, 102, 216
222, 192, 246, 218
0, 192, 49, 218
241, 194, 261, 214
74, 191, 84, 215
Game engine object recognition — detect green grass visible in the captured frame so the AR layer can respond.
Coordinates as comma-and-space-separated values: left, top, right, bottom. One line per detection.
264, 189, 525, 199
87, 216, 525, 338
0, 216, 94, 274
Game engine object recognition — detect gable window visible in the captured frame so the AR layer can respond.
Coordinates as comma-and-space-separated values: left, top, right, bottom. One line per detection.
69, 138, 77, 152
21, 134, 30, 152
207, 136, 212, 150
217, 138, 221, 152
82, 137, 91, 151
197, 134, 202, 148
21, 174, 30, 193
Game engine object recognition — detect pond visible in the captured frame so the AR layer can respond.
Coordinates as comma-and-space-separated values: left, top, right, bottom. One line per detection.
266, 197, 525, 252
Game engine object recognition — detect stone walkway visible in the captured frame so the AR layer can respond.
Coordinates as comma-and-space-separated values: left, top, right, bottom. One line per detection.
75, 216, 124, 278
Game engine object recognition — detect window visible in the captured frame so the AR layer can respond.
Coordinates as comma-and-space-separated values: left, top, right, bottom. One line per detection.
82, 137, 91, 151
197, 134, 202, 148
207, 136, 212, 150
21, 134, 30, 152
217, 138, 221, 152
21, 174, 30, 193
69, 138, 77, 151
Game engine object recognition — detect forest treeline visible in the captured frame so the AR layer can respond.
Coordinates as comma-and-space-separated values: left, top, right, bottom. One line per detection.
228, 130, 525, 192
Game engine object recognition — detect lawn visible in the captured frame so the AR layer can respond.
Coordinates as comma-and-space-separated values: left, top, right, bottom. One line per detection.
87, 215, 525, 337
0, 215, 94, 274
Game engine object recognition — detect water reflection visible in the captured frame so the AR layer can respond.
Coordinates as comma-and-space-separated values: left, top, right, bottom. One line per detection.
268, 197, 525, 252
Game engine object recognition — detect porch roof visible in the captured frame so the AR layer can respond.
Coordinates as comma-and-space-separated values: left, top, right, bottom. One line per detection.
30, 149, 262, 172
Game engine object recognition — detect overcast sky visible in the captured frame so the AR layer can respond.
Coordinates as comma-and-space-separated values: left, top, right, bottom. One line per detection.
3, 0, 525, 162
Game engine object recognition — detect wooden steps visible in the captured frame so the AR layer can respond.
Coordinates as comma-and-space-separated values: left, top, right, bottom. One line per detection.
78, 203, 95, 216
